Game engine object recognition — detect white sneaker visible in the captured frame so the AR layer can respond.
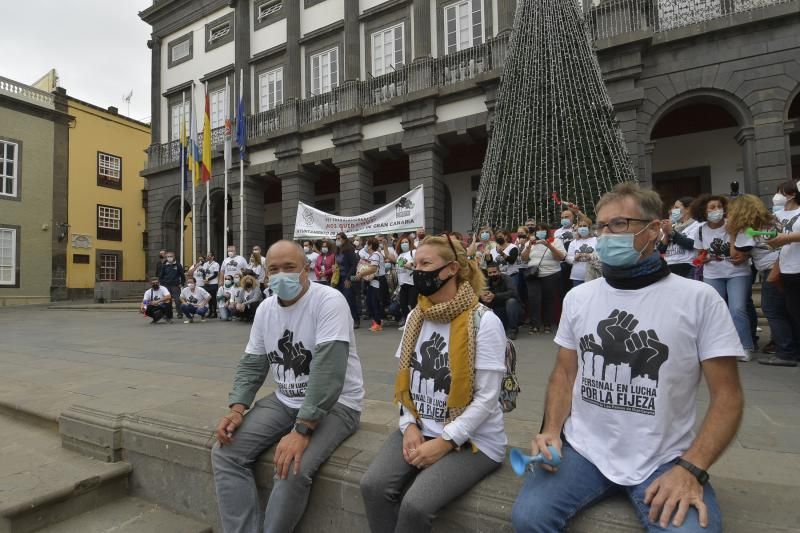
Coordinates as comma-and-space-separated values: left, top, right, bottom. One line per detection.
738, 350, 753, 362
184, 320, 191, 324
398, 325, 405, 331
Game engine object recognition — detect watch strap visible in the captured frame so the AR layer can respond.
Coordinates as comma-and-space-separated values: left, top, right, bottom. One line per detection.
293, 422, 314, 436
676, 458, 709, 485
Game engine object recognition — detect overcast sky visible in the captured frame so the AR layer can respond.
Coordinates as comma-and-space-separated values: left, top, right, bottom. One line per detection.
2, 0, 154, 122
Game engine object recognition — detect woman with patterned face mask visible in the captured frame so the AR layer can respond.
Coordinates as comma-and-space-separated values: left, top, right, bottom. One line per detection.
691, 194, 755, 359
360, 235, 507, 533
565, 218, 597, 287
657, 197, 699, 278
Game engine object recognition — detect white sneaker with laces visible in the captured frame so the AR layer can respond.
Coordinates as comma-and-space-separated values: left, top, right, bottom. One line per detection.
738, 350, 753, 362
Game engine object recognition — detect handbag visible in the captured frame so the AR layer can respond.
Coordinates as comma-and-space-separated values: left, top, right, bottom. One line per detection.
357, 257, 376, 282
525, 245, 547, 280
766, 260, 782, 290
331, 263, 341, 287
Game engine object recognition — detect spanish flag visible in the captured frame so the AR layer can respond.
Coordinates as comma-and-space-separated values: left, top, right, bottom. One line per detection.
202, 83, 212, 183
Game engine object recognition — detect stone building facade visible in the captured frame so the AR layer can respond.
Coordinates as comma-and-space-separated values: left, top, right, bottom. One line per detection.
139, 0, 800, 273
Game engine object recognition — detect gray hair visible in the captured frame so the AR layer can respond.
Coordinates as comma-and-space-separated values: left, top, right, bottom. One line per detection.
595, 182, 663, 221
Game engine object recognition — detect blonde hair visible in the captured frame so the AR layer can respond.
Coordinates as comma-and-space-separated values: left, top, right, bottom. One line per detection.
727, 194, 774, 237
420, 235, 486, 296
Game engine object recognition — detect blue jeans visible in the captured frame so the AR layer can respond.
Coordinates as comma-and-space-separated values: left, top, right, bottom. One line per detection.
512, 444, 722, 532
180, 303, 207, 319
703, 276, 754, 350
336, 280, 358, 322
760, 276, 799, 360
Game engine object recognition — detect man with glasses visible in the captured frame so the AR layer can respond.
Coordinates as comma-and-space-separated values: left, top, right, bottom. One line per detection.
513, 182, 744, 533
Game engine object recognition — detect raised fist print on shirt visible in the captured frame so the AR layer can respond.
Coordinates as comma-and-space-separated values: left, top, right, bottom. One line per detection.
410, 332, 451, 396
708, 237, 730, 258
267, 329, 313, 381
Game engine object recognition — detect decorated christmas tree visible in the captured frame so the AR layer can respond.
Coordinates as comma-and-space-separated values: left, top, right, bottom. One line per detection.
473, 0, 635, 230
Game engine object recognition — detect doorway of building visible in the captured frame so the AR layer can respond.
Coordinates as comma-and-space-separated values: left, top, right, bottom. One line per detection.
652, 167, 711, 215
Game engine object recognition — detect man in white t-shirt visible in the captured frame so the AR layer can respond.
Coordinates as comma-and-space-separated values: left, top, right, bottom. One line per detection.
302, 240, 320, 282
513, 183, 743, 533
179, 281, 211, 323
218, 245, 248, 285
140, 277, 173, 324
212, 240, 364, 533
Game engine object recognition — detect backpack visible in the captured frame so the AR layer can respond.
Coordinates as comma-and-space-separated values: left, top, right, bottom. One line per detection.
473, 306, 521, 413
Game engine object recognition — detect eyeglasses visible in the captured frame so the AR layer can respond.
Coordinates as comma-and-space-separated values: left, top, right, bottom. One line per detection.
596, 217, 653, 234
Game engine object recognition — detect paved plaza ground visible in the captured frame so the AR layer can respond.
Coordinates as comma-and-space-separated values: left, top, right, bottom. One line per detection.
1, 304, 799, 530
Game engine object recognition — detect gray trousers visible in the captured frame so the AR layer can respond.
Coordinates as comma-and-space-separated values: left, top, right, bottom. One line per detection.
360, 429, 501, 533
211, 393, 360, 533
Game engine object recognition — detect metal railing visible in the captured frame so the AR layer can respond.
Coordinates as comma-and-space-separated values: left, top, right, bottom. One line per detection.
0, 76, 55, 109
585, 0, 794, 41
147, 34, 511, 169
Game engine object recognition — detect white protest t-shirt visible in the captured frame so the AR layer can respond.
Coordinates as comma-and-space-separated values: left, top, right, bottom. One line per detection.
245, 282, 364, 412
491, 243, 520, 276
693, 222, 752, 279
142, 286, 170, 304
665, 221, 700, 266
192, 265, 206, 287
181, 286, 210, 305
305, 251, 319, 282
396, 250, 416, 286
554, 275, 744, 485
221, 255, 248, 277
204, 261, 220, 284
394, 310, 508, 462
776, 207, 800, 274
567, 237, 597, 281
369, 251, 383, 288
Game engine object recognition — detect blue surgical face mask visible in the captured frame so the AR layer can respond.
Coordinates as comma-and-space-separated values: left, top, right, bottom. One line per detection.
384, 262, 392, 271
480, 232, 490, 241
401, 242, 410, 252
536, 230, 548, 240
596, 225, 650, 267
773, 205, 783, 214
577, 227, 590, 237
561, 219, 571, 228
269, 272, 303, 300
670, 208, 682, 223
707, 209, 724, 223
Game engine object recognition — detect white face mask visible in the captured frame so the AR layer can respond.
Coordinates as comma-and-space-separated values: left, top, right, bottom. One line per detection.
227, 251, 235, 258
707, 209, 724, 223
187, 283, 195, 290
773, 193, 787, 207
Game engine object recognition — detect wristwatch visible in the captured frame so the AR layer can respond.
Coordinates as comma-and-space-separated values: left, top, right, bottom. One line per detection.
293, 421, 314, 436
676, 458, 709, 485
441, 432, 459, 451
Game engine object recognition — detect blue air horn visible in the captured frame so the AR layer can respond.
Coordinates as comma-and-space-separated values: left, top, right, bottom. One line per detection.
509, 446, 561, 476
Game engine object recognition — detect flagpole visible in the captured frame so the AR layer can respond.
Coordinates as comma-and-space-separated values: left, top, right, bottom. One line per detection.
239, 69, 244, 253
224, 76, 231, 256
205, 82, 211, 255
180, 92, 185, 269
191, 83, 197, 264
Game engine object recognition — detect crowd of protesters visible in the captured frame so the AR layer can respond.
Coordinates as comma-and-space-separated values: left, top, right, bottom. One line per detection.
142, 180, 800, 367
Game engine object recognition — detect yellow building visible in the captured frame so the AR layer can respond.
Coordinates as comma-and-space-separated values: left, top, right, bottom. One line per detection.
65, 97, 151, 298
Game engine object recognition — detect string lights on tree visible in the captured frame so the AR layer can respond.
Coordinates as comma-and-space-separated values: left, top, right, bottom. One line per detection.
473, 0, 635, 231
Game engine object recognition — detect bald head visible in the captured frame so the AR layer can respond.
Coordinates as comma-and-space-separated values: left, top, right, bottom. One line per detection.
266, 240, 307, 273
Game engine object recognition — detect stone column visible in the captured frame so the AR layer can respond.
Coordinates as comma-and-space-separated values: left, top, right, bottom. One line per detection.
285, 0, 302, 99
404, 141, 445, 234
344, 0, 360, 81
278, 168, 315, 239
51, 87, 70, 300
735, 127, 758, 195
230, 176, 266, 250
751, 113, 790, 196
147, 37, 162, 145
641, 141, 655, 188
336, 155, 373, 217
497, 0, 517, 33
413, 0, 432, 59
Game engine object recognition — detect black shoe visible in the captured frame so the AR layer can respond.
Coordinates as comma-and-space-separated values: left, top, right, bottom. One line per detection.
508, 329, 518, 341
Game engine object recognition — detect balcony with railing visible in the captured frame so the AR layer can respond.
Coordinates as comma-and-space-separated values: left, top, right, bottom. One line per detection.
585, 0, 795, 42
0, 76, 55, 110
146, 126, 227, 171
146, 34, 510, 170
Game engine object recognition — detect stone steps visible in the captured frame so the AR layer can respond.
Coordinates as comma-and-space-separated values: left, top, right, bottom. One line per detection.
34, 497, 211, 533
0, 414, 211, 533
